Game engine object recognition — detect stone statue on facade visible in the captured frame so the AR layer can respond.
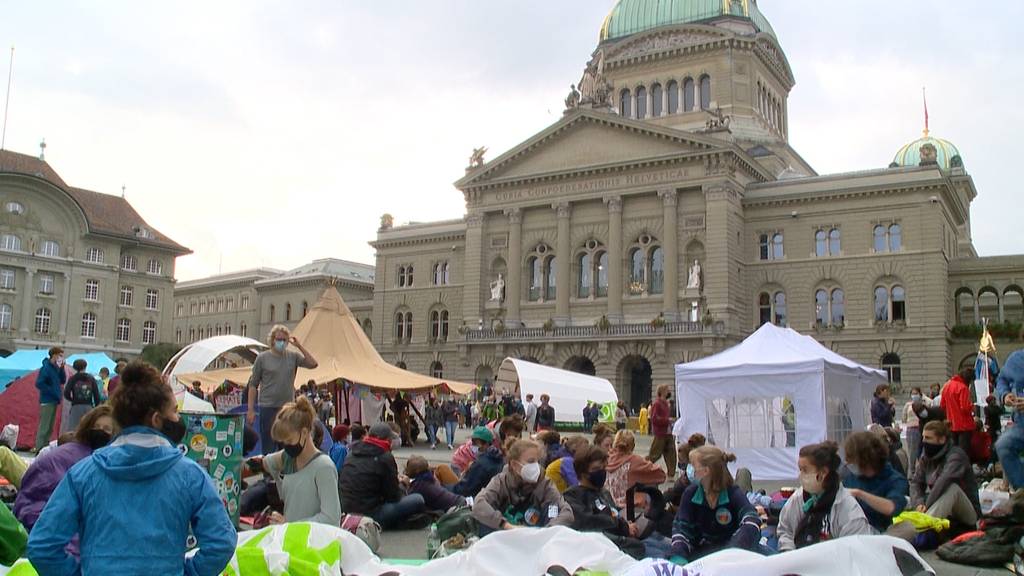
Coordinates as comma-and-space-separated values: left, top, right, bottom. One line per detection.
379, 213, 394, 231
468, 147, 488, 169
704, 107, 731, 131
687, 260, 702, 290
577, 50, 614, 109
564, 84, 581, 110
489, 273, 505, 303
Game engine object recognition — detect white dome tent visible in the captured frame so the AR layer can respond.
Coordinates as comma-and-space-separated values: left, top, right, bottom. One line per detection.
494, 358, 618, 425
163, 335, 267, 413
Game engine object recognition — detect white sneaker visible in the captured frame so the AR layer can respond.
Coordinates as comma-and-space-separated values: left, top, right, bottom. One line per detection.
431, 445, 437, 450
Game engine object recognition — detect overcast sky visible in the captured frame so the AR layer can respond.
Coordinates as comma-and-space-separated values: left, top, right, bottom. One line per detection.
2, 1, 1021, 281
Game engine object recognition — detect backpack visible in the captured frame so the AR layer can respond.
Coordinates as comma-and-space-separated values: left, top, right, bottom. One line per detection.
436, 506, 477, 541
340, 513, 382, 553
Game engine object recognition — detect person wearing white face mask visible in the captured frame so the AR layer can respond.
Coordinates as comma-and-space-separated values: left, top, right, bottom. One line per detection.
472, 439, 574, 535
777, 441, 871, 551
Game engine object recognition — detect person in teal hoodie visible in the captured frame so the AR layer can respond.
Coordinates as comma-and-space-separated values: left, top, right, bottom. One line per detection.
34, 347, 67, 453
27, 361, 235, 576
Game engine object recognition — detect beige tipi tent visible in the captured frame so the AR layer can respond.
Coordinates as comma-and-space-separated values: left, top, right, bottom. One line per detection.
179, 285, 476, 395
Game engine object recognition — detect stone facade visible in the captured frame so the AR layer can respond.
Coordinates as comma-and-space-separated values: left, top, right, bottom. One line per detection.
0, 150, 189, 357
368, 9, 1024, 408
173, 259, 375, 347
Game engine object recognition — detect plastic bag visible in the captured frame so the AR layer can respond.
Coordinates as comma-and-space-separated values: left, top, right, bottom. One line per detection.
0, 424, 18, 449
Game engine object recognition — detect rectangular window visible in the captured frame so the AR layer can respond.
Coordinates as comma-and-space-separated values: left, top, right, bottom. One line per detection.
240, 295, 249, 310
116, 319, 131, 343
86, 248, 104, 264
120, 286, 134, 307
84, 280, 99, 301
40, 240, 60, 257
0, 268, 15, 290
121, 255, 137, 271
39, 274, 54, 295
145, 289, 159, 311
176, 303, 184, 317
142, 321, 157, 345
758, 234, 770, 261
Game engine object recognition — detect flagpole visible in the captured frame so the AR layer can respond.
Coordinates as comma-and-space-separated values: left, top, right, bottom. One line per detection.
1, 46, 13, 151
922, 86, 929, 137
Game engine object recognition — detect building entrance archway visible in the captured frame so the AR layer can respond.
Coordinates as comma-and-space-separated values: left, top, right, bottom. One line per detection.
619, 355, 652, 413
564, 356, 596, 376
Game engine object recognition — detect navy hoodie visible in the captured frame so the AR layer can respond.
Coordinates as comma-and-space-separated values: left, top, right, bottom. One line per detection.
453, 446, 504, 498
35, 358, 66, 405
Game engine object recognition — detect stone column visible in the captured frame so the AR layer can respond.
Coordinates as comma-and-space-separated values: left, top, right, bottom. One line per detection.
505, 208, 523, 326
462, 212, 486, 329
660, 189, 680, 321
19, 268, 35, 336
661, 84, 669, 116
58, 272, 70, 337
554, 202, 572, 324
973, 298, 980, 325
998, 296, 1005, 323
606, 196, 623, 323
645, 89, 653, 119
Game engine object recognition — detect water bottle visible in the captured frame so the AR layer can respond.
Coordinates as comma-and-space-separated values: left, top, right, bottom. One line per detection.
426, 523, 440, 559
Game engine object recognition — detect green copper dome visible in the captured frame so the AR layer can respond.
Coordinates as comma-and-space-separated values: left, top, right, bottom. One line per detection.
600, 0, 776, 41
892, 134, 963, 170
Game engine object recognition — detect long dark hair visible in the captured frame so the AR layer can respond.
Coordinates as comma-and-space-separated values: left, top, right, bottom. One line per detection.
794, 441, 841, 548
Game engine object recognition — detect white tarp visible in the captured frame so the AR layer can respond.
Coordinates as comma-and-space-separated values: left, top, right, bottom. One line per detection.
163, 335, 267, 385
494, 358, 618, 424
675, 323, 887, 480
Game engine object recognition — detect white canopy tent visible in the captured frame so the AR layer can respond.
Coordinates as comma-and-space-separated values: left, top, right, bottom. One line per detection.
674, 323, 887, 480
494, 358, 618, 424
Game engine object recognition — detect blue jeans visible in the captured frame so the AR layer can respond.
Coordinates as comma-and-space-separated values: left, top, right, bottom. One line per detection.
996, 423, 1024, 488
428, 424, 439, 446
372, 494, 426, 529
445, 421, 457, 447
259, 406, 282, 455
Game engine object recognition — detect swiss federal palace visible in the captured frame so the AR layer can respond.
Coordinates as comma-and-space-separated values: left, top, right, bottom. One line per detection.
4, 0, 1024, 407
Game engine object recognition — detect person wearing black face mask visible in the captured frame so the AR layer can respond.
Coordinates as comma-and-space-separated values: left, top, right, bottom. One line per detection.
564, 446, 660, 560
14, 405, 117, 532
888, 420, 981, 541
26, 362, 236, 576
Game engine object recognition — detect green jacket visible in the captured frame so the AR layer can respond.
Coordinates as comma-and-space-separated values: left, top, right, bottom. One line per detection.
0, 503, 27, 566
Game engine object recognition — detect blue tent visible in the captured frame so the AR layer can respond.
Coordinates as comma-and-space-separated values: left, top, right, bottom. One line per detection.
0, 350, 117, 393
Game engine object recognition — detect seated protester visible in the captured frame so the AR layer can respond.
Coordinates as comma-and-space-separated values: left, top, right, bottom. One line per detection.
890, 420, 981, 541
350, 423, 367, 443
472, 439, 573, 534
405, 455, 466, 512
564, 446, 647, 560
536, 430, 568, 468
494, 415, 525, 450
26, 361, 235, 575
996, 349, 1024, 490
329, 424, 350, 472
669, 447, 762, 564
778, 441, 872, 551
0, 445, 27, 489
452, 430, 506, 498
14, 406, 116, 531
257, 397, 342, 526
592, 423, 616, 453
606, 430, 667, 508
451, 426, 493, 476
840, 431, 908, 533
0, 504, 27, 567
545, 436, 591, 493
339, 422, 426, 530
868, 424, 907, 477
665, 434, 708, 510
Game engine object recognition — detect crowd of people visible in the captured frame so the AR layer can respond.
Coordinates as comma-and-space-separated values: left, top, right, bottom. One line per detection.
2, 334, 1024, 572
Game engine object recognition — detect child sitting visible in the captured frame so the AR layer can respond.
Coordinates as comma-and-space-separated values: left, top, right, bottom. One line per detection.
405, 456, 466, 513
545, 436, 591, 493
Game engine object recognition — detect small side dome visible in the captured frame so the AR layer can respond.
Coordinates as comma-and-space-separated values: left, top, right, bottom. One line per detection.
892, 134, 963, 170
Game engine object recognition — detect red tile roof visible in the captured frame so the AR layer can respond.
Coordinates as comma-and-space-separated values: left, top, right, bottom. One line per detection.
0, 149, 189, 253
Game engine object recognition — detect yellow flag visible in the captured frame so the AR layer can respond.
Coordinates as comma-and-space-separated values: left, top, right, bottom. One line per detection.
980, 327, 996, 354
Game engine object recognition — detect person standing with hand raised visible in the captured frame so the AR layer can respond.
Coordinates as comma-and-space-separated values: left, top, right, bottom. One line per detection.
246, 325, 318, 454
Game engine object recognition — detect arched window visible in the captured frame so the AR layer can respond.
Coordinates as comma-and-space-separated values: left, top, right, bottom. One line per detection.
699, 75, 711, 109
143, 321, 157, 345
429, 309, 449, 342
440, 310, 449, 342
404, 312, 413, 339
772, 233, 784, 259
874, 286, 890, 322
0, 303, 11, 330
829, 228, 841, 255
285, 303, 292, 321
596, 252, 609, 297
215, 325, 222, 337
873, 225, 887, 253
815, 289, 829, 326
831, 289, 846, 327
649, 247, 664, 295
406, 265, 414, 287
116, 318, 130, 342
1, 234, 21, 252
577, 253, 591, 298
240, 322, 247, 338
683, 78, 695, 112
432, 263, 441, 285
880, 353, 902, 388
651, 83, 663, 117
40, 240, 59, 257
1004, 287, 1024, 322
666, 80, 679, 114
815, 230, 828, 258
630, 248, 645, 287
430, 361, 444, 379
759, 293, 772, 326
545, 256, 557, 300
189, 328, 196, 342
889, 224, 902, 252
773, 292, 787, 326
81, 312, 96, 338
619, 89, 632, 118
978, 288, 999, 322
398, 266, 406, 287
395, 310, 413, 342
528, 256, 542, 301
956, 289, 976, 324
892, 286, 906, 321
175, 329, 182, 343
442, 262, 450, 284
635, 85, 647, 119
35, 308, 51, 334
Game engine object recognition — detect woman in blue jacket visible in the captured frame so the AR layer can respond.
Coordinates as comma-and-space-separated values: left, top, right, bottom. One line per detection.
27, 362, 235, 576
